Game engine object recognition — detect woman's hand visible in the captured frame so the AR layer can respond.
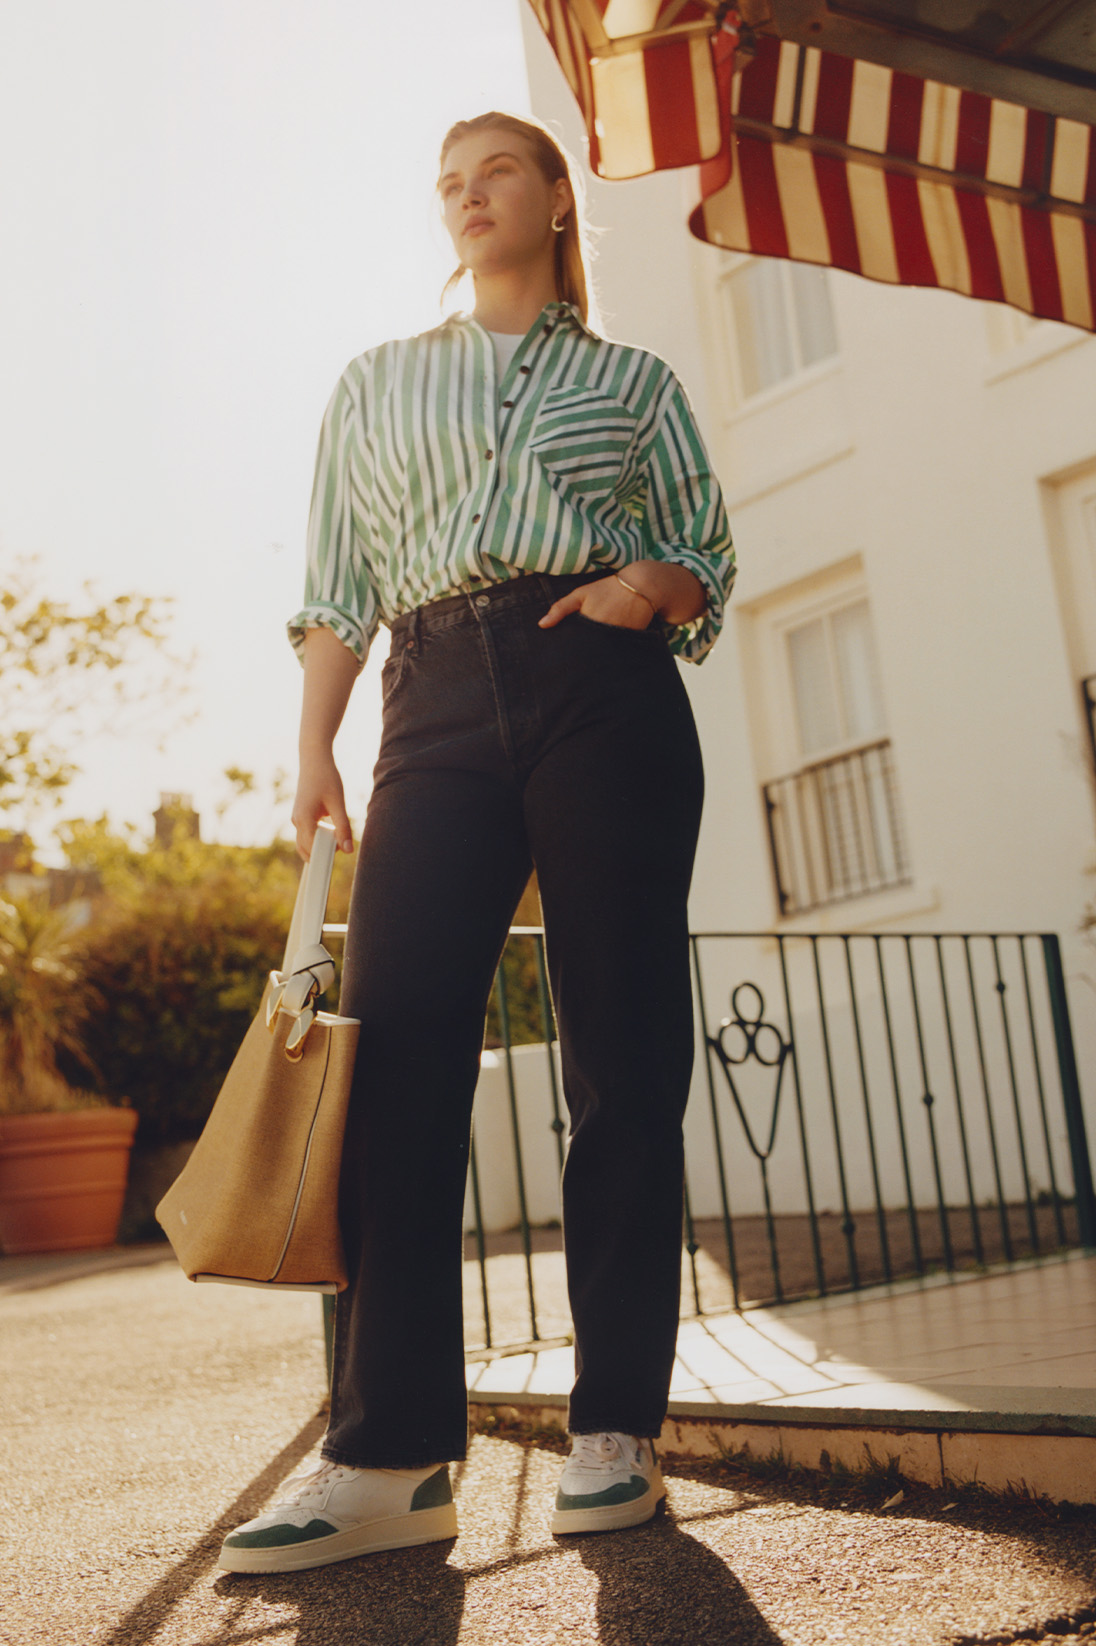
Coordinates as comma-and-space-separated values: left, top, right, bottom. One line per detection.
292, 751, 354, 862
539, 573, 654, 632
537, 561, 707, 632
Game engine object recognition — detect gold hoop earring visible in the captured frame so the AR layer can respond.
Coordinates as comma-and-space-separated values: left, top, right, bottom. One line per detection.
551, 214, 566, 233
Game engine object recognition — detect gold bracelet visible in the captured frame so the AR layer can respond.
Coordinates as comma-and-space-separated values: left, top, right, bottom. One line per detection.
616, 572, 658, 615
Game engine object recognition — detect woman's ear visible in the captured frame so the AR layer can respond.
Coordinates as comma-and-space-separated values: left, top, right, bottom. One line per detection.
552, 176, 574, 225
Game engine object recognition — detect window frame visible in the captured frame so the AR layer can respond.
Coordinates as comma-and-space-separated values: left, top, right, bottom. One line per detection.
716, 251, 841, 409
739, 567, 911, 918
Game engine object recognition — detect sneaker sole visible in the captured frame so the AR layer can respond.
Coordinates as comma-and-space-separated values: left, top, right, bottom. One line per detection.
216, 1502, 458, 1573
550, 1481, 666, 1536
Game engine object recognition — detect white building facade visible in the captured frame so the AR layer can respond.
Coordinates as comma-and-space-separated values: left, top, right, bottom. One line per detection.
463, 12, 1096, 1254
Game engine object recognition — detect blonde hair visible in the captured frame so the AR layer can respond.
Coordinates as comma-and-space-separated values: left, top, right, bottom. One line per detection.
438, 111, 591, 323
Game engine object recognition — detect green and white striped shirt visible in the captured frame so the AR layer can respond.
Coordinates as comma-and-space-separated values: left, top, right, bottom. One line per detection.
289, 302, 735, 667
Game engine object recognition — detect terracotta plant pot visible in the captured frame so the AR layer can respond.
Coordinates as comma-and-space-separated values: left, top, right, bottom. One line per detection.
0, 1108, 139, 1255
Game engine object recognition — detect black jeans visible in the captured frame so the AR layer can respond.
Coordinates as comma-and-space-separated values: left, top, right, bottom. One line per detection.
322, 571, 704, 1468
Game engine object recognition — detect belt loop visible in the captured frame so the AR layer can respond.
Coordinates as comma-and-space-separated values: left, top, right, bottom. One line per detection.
411, 606, 422, 656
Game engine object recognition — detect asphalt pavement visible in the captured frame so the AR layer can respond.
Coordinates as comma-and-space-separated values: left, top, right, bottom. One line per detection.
2, 1249, 1094, 1646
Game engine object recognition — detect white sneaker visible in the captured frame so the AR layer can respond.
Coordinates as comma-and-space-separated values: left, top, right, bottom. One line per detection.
551, 1432, 666, 1534
218, 1457, 457, 1573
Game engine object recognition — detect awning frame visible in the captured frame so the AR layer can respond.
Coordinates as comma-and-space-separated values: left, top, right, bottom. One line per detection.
737, 1, 1096, 129
733, 111, 1096, 227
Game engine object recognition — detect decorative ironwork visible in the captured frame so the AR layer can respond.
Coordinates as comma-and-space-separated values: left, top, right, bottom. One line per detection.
705, 982, 793, 1301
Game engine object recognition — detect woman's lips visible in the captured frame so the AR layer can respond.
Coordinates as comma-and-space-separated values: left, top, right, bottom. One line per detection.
464, 218, 494, 237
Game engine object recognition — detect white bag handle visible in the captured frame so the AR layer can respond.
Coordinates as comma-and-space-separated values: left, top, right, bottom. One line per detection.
267, 820, 340, 1055
281, 820, 337, 973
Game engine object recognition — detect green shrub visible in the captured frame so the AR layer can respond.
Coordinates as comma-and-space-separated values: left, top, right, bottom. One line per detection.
61, 826, 354, 1143
485, 934, 553, 1049
0, 891, 106, 1113
54, 818, 547, 1139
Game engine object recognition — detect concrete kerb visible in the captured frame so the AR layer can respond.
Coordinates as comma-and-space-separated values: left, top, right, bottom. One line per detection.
467, 1390, 1096, 1505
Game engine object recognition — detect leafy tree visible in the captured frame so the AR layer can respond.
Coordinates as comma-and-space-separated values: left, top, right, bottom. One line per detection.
0, 558, 187, 822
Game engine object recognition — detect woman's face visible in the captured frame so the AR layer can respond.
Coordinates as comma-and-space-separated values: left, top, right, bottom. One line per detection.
439, 129, 570, 282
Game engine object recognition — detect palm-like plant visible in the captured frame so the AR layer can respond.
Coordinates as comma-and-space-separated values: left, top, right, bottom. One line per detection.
0, 894, 102, 1113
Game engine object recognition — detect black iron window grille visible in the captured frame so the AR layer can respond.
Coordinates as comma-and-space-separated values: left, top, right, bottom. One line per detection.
763, 738, 910, 917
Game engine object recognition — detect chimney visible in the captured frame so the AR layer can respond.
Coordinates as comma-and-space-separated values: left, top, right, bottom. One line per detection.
153, 792, 201, 847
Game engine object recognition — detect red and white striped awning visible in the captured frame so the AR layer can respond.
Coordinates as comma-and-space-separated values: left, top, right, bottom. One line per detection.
525, 2, 1096, 331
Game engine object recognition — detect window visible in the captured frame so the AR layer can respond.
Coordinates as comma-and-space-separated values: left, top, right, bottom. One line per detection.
984, 306, 1041, 354
722, 257, 839, 401
761, 596, 909, 915
787, 601, 886, 758
983, 303, 1085, 372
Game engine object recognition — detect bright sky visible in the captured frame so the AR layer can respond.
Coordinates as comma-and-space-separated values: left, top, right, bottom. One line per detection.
0, 0, 532, 852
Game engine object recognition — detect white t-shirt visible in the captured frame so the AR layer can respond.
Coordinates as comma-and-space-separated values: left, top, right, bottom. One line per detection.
488, 329, 524, 383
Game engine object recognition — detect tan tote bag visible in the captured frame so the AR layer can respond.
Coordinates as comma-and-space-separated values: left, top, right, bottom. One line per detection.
156, 821, 359, 1292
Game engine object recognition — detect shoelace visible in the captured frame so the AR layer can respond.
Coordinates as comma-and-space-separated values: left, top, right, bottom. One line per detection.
279, 1461, 351, 1507
569, 1432, 634, 1469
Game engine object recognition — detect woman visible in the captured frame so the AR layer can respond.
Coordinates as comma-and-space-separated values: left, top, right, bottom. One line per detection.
218, 111, 734, 1575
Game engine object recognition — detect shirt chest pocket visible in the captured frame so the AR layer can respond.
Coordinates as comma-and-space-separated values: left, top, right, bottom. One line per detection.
529, 385, 638, 498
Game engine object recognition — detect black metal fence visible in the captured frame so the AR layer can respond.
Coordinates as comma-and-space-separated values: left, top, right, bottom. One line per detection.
1082, 673, 1096, 779
763, 741, 910, 916
685, 931, 1095, 1316
322, 922, 1096, 1359
454, 928, 1096, 1356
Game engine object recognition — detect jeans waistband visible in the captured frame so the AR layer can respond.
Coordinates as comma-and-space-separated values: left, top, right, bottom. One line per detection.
389, 570, 608, 643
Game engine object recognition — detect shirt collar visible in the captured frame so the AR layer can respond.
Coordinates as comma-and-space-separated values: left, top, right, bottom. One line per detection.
445, 301, 599, 341
544, 301, 599, 339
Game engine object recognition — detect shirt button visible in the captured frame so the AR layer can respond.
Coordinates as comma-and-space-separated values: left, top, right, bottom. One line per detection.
502, 400, 513, 408
472, 512, 481, 523
519, 365, 531, 374
485, 449, 494, 460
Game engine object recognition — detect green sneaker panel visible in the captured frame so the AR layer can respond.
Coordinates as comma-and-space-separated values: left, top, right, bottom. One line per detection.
224, 1517, 337, 1550
410, 1466, 453, 1511
555, 1475, 649, 1511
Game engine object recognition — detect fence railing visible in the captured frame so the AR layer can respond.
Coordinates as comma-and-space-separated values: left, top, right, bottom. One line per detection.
763, 740, 910, 916
1082, 673, 1096, 779
323, 924, 1096, 1360
685, 931, 1095, 1317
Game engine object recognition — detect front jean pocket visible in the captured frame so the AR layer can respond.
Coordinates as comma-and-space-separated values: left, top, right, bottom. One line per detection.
380, 641, 412, 708
573, 612, 666, 642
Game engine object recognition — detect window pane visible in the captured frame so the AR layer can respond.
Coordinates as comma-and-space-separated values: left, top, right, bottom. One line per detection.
831, 601, 885, 743
790, 263, 838, 369
788, 618, 841, 756
729, 261, 795, 397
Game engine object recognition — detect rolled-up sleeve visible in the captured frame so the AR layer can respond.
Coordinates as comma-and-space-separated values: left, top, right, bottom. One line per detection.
640, 373, 735, 664
287, 371, 379, 670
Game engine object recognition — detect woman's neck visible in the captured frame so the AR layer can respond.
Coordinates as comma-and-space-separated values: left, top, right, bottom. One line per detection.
471, 266, 559, 335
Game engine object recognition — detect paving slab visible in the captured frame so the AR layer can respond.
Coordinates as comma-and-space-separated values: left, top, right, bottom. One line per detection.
469, 1253, 1096, 1428
466, 1254, 1096, 1503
